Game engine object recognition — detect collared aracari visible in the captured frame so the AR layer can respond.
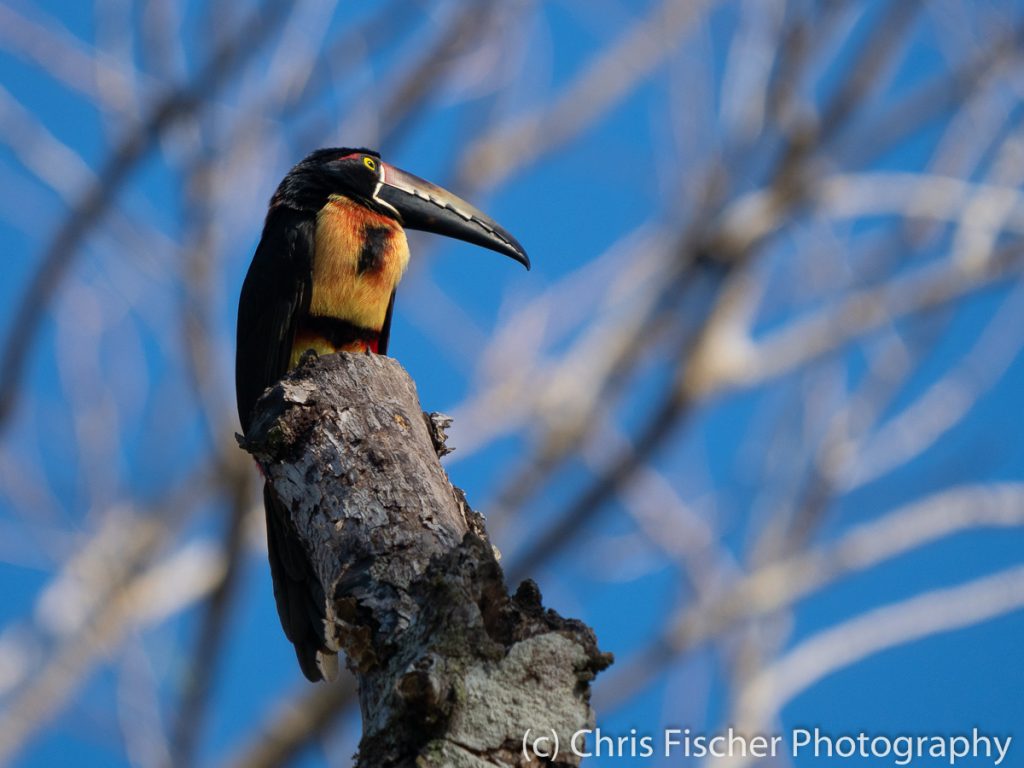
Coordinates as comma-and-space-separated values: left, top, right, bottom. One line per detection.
235, 148, 528, 681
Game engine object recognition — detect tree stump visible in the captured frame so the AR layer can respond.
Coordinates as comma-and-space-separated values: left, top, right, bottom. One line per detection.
240, 352, 611, 767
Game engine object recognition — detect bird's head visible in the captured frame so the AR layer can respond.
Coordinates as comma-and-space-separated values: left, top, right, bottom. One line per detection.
271, 147, 529, 268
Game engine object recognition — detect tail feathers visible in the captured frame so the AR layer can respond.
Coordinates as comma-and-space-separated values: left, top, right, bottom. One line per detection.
264, 483, 329, 682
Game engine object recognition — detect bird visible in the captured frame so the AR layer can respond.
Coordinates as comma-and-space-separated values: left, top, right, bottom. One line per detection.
235, 148, 528, 681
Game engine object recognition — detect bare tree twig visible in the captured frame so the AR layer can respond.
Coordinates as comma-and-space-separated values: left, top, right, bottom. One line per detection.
0, 0, 291, 433
725, 243, 1024, 393
736, 563, 1024, 740
600, 483, 1024, 709
460, 0, 724, 188
0, 533, 226, 765
222, 679, 357, 768
0, 3, 142, 114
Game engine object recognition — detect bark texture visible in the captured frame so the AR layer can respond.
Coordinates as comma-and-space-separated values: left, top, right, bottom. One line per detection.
240, 352, 611, 767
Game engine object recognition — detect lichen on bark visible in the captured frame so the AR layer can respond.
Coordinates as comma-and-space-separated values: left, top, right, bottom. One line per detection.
241, 352, 611, 767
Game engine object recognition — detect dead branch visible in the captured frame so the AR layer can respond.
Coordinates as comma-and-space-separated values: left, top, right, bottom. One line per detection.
599, 483, 1024, 710
223, 678, 357, 768
240, 352, 611, 768
730, 562, 1024, 766
459, 0, 721, 188
0, 0, 290, 434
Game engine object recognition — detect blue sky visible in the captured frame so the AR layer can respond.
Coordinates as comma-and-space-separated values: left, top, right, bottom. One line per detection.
1, 1, 1023, 767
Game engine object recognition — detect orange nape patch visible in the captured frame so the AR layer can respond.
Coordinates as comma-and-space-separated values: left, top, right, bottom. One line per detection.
311, 195, 409, 330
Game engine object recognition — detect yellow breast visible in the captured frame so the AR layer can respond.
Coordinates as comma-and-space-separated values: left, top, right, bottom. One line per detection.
310, 195, 410, 329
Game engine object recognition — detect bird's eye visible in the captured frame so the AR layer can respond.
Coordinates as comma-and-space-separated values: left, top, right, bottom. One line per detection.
363, 157, 377, 171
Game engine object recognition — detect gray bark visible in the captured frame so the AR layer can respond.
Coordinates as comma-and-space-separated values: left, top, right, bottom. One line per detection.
240, 352, 611, 767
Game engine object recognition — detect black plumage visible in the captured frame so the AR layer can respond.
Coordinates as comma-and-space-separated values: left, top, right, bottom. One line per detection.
236, 147, 528, 681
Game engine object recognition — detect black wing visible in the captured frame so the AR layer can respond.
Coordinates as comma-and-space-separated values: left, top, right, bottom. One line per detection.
235, 208, 314, 433
235, 208, 327, 681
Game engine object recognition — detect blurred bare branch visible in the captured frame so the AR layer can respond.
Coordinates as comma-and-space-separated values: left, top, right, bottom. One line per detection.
0, 479, 223, 763
600, 483, 1024, 709
3, 1, 1024, 765
735, 562, 1024, 748
461, 0, 723, 188
223, 679, 356, 768
0, 0, 291, 433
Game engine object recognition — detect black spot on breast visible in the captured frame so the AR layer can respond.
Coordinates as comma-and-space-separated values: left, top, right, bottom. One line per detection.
358, 226, 391, 274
